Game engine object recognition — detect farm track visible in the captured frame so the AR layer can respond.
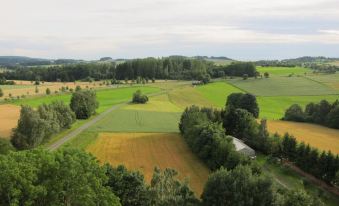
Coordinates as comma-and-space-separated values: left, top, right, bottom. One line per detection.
48, 90, 167, 151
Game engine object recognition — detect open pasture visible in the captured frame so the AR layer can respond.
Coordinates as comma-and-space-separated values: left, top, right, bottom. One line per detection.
267, 120, 339, 154
256, 66, 310, 76
226, 76, 338, 96
305, 73, 339, 90
86, 132, 210, 195
0, 104, 20, 138
196, 81, 243, 107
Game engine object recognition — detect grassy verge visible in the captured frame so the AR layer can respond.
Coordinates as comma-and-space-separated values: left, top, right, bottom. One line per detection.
256, 155, 339, 206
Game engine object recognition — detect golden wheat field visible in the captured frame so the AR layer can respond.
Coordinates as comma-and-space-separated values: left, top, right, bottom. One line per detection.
86, 132, 210, 195
267, 120, 339, 154
0, 104, 20, 138
0, 80, 109, 99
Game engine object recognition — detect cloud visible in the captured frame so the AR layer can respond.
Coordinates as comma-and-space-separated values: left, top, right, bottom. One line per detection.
0, 0, 338, 59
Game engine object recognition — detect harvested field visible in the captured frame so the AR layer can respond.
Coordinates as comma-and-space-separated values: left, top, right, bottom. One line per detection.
87, 133, 210, 195
267, 120, 339, 154
0, 80, 109, 100
0, 104, 20, 138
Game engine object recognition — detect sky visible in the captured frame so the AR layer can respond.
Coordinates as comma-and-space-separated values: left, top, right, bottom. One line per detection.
0, 0, 339, 60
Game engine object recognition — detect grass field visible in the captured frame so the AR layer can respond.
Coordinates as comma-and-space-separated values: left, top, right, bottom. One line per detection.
196, 81, 243, 107
124, 94, 182, 112
305, 73, 339, 90
194, 82, 338, 119
11, 86, 160, 112
257, 66, 311, 76
267, 120, 339, 154
86, 132, 210, 195
257, 95, 339, 119
227, 76, 338, 96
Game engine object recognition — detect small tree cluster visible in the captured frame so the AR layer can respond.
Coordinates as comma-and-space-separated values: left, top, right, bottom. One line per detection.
226, 93, 260, 118
132, 90, 149, 104
179, 106, 247, 170
70, 90, 99, 119
283, 99, 339, 129
11, 101, 76, 150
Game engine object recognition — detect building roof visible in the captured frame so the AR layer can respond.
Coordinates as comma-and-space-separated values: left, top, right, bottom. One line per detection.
232, 137, 256, 158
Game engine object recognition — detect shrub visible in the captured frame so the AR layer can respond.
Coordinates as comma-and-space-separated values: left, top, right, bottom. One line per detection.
46, 88, 51, 95
132, 90, 148, 104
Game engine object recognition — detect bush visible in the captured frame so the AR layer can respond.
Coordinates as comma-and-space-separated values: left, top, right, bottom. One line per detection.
46, 88, 51, 95
0, 88, 3, 97
0, 139, 15, 155
70, 90, 99, 119
132, 90, 148, 104
283, 104, 305, 122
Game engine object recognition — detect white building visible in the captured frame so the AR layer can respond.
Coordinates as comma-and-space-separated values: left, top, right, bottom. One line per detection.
232, 137, 256, 158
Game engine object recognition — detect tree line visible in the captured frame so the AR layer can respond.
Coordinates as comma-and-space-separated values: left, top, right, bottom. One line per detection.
178, 105, 325, 204
180, 93, 339, 187
1, 57, 257, 82
283, 99, 339, 129
10, 89, 98, 150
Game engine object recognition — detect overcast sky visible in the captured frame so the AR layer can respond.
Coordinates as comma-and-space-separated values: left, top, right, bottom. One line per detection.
0, 0, 339, 60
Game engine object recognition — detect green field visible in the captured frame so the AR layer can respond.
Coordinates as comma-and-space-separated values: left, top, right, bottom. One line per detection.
11, 86, 160, 112
256, 66, 310, 76
227, 76, 338, 96
195, 81, 338, 119
0, 84, 33, 89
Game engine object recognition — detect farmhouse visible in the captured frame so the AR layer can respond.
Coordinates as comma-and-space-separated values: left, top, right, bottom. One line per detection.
232, 137, 256, 158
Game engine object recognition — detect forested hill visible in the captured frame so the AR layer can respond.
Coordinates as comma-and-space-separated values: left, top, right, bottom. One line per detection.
1, 56, 256, 82
0, 56, 84, 67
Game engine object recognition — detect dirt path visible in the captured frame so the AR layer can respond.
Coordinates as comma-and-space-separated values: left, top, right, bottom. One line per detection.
48, 91, 167, 151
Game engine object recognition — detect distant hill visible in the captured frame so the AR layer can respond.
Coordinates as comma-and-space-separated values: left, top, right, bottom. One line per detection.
0, 56, 52, 66
282, 56, 339, 64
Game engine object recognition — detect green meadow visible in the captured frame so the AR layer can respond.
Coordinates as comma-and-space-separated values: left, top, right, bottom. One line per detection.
12, 86, 160, 112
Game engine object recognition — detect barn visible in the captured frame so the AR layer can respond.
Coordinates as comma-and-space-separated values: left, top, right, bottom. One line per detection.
232, 137, 256, 158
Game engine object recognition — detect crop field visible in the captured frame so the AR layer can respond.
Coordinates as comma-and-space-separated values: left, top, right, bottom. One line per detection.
267, 120, 339, 154
168, 86, 214, 108
305, 73, 339, 90
0, 80, 110, 100
227, 76, 338, 96
0, 104, 20, 138
86, 132, 210, 195
87, 109, 181, 133
256, 66, 310, 76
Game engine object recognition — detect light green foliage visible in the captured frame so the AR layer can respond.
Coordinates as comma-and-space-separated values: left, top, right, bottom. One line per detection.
0, 148, 121, 206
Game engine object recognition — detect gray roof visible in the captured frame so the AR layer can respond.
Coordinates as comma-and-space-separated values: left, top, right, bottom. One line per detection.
232, 137, 256, 157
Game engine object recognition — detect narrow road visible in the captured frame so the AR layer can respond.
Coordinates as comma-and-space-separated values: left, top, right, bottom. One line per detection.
48, 90, 167, 151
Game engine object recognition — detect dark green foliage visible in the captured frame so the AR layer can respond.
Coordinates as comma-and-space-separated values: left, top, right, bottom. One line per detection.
11, 102, 76, 149
201, 165, 275, 206
226, 93, 259, 118
70, 90, 99, 119
0, 88, 3, 97
278, 189, 324, 206
45, 88, 51, 95
148, 167, 199, 206
0, 148, 121, 206
283, 99, 339, 129
0, 139, 15, 155
132, 90, 149, 104
283, 104, 305, 122
105, 164, 150, 206
264, 72, 269, 78
222, 107, 259, 141
179, 106, 245, 170
0, 77, 15, 85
